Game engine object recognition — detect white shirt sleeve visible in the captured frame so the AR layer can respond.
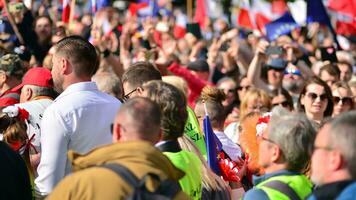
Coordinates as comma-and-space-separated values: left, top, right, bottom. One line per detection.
34, 107, 70, 195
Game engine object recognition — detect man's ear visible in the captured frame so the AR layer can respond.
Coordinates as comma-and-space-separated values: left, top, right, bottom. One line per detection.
271, 144, 282, 163
61, 58, 73, 75
112, 123, 121, 142
136, 87, 144, 96
25, 87, 33, 101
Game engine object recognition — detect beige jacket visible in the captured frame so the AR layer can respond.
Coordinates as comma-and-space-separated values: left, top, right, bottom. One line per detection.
47, 141, 190, 200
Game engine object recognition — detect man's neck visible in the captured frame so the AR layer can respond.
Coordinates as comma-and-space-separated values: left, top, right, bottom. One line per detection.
264, 163, 288, 174
63, 78, 91, 91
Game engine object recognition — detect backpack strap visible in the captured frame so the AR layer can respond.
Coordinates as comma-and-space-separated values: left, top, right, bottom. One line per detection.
263, 180, 301, 200
102, 163, 139, 187
102, 163, 181, 198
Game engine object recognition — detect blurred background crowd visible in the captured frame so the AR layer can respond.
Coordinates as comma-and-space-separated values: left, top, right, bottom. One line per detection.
1, 0, 356, 199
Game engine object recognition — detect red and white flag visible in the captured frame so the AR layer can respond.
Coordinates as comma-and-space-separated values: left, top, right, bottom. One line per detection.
62, 0, 71, 23
328, 0, 356, 36
236, 0, 287, 33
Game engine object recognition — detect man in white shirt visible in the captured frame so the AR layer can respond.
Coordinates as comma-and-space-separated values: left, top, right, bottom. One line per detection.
35, 36, 121, 197
10, 67, 56, 168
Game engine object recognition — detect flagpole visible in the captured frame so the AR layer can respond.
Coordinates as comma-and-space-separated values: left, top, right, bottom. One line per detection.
187, 0, 192, 22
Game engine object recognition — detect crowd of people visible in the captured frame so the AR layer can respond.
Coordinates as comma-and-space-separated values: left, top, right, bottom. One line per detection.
1, 0, 356, 199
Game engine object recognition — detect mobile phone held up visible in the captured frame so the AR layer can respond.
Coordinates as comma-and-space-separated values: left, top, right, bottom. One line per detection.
319, 46, 338, 63
265, 46, 283, 55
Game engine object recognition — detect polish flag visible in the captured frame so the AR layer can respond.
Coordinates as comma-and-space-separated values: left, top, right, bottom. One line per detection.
194, 0, 208, 28
62, 0, 71, 23
328, 0, 356, 36
237, 0, 286, 33
174, 13, 188, 39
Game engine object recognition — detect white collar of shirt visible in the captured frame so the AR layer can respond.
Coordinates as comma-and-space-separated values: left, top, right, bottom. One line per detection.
55, 82, 98, 102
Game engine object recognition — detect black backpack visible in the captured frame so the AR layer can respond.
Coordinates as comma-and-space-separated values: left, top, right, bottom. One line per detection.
102, 163, 181, 200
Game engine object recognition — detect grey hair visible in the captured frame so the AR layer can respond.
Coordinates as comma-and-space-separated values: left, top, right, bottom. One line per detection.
328, 111, 356, 179
268, 113, 316, 171
92, 72, 123, 99
26, 85, 54, 98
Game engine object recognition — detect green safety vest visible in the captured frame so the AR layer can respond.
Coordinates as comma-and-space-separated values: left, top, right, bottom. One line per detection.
256, 174, 313, 200
164, 150, 203, 200
184, 106, 207, 159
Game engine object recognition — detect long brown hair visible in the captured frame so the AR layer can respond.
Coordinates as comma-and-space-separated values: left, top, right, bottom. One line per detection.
0, 113, 33, 176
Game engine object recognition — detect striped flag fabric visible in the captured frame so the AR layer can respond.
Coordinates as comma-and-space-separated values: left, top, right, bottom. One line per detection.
62, 0, 71, 23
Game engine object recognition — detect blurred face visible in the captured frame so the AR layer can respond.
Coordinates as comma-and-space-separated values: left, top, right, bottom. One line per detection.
237, 78, 251, 100
267, 68, 284, 87
194, 103, 205, 132
35, 17, 52, 42
338, 63, 352, 82
311, 124, 333, 186
246, 97, 268, 114
283, 65, 304, 94
258, 126, 275, 169
51, 54, 64, 93
272, 95, 292, 111
218, 80, 236, 107
332, 87, 353, 116
320, 70, 339, 88
351, 86, 356, 104
301, 83, 328, 117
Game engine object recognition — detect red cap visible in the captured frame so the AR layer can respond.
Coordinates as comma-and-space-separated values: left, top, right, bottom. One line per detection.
12, 67, 53, 92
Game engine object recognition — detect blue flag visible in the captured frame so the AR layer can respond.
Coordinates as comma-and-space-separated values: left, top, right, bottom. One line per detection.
306, 0, 341, 49
265, 12, 299, 41
203, 115, 222, 175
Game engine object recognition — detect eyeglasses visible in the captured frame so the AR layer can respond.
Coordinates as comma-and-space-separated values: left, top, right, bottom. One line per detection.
272, 100, 290, 108
333, 96, 353, 106
248, 105, 269, 113
284, 69, 302, 76
237, 85, 251, 91
123, 88, 138, 102
258, 135, 276, 144
220, 88, 236, 94
306, 92, 328, 101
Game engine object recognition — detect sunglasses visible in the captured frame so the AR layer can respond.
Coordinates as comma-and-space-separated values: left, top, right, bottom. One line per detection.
333, 96, 353, 106
306, 92, 328, 101
237, 85, 251, 91
272, 101, 290, 108
284, 69, 302, 76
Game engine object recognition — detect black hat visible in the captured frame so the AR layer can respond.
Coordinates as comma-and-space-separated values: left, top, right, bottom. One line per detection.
187, 60, 209, 72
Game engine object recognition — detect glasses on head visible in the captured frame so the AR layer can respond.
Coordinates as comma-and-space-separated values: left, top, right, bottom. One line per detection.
123, 88, 138, 102
284, 69, 302, 76
306, 92, 328, 102
333, 96, 353, 106
272, 100, 290, 108
237, 85, 251, 91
